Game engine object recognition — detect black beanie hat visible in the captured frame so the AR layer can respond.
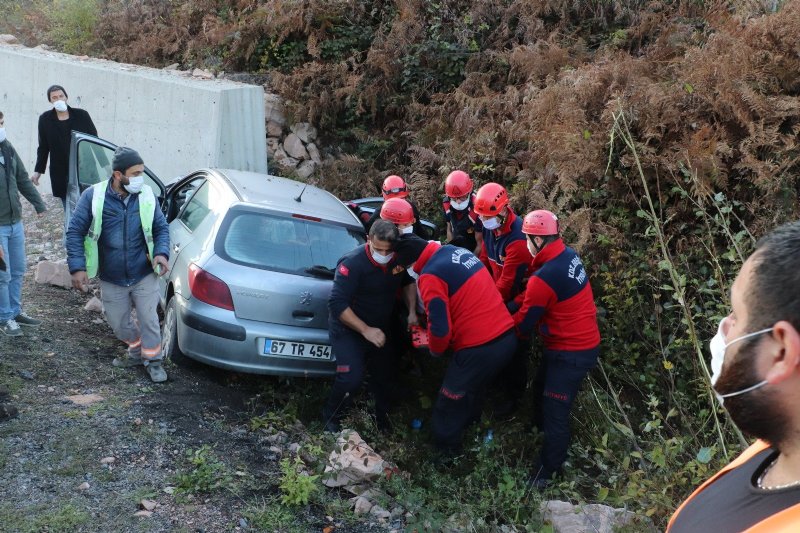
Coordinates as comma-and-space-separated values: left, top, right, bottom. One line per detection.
112, 147, 144, 172
394, 234, 429, 267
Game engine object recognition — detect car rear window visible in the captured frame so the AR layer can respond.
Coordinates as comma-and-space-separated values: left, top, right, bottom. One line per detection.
222, 212, 365, 275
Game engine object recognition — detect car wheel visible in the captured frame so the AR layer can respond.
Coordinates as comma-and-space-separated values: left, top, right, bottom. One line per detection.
162, 297, 187, 364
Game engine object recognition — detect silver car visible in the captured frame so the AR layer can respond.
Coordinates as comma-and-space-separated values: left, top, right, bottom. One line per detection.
68, 133, 365, 377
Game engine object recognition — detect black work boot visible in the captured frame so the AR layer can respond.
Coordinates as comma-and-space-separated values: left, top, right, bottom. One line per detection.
0, 404, 18, 422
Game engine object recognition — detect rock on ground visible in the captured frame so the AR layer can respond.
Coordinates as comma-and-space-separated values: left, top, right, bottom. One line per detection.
34, 260, 72, 289
540, 500, 655, 533
283, 133, 309, 160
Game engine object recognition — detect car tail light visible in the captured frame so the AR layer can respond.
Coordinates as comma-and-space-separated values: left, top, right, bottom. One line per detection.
188, 263, 234, 311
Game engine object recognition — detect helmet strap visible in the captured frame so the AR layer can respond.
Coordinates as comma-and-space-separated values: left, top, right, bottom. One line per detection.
529, 235, 547, 254
496, 206, 508, 225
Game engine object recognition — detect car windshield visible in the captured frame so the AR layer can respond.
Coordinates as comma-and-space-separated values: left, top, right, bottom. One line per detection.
222, 211, 365, 276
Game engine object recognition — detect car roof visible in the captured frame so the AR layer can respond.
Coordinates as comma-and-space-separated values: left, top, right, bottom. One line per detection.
209, 169, 362, 227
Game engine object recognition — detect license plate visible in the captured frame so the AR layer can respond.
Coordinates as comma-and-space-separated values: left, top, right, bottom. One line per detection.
263, 339, 332, 360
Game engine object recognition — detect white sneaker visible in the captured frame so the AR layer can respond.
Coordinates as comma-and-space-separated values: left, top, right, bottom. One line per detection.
1, 320, 22, 337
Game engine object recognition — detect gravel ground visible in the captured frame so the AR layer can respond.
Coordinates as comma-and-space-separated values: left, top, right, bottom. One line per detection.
0, 196, 390, 532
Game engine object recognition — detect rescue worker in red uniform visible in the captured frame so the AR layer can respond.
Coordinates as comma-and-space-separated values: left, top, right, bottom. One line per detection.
379, 197, 422, 357
669, 221, 800, 532
380, 198, 416, 236
510, 210, 600, 488
365, 175, 426, 238
442, 170, 483, 254
394, 235, 517, 454
324, 220, 416, 432
474, 183, 532, 303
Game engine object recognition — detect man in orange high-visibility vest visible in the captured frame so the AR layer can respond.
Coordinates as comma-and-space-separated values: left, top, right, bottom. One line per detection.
669, 221, 800, 532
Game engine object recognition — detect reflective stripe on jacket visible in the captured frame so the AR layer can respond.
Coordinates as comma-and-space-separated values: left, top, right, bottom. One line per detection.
67, 179, 169, 286
84, 179, 156, 278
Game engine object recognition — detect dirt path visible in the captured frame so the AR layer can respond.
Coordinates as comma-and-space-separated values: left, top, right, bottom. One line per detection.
0, 197, 387, 532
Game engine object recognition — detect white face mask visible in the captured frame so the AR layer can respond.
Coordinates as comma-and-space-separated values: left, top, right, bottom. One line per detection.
53, 100, 68, 113
406, 265, 419, 280
400, 226, 414, 235
0, 128, 6, 144
450, 198, 469, 211
482, 217, 501, 230
709, 323, 773, 403
124, 175, 145, 194
709, 319, 726, 386
371, 248, 394, 265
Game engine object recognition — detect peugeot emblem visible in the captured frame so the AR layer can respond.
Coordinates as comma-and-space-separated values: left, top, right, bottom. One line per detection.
299, 291, 312, 305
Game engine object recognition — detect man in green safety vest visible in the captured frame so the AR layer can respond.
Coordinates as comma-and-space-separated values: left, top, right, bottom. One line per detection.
66, 147, 170, 383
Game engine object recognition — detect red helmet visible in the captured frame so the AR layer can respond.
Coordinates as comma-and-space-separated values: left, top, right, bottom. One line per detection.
445, 170, 473, 198
522, 210, 559, 235
473, 183, 509, 216
382, 175, 408, 199
380, 198, 415, 225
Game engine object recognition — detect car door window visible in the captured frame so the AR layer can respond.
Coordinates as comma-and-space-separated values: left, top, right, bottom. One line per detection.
76, 141, 112, 187
167, 177, 205, 222
74, 137, 164, 198
179, 181, 211, 232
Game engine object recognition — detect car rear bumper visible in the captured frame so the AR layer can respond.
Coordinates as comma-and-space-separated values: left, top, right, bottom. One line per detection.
175, 295, 336, 378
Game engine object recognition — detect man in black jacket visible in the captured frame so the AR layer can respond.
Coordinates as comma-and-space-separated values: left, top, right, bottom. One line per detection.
30, 85, 96, 237
323, 220, 415, 432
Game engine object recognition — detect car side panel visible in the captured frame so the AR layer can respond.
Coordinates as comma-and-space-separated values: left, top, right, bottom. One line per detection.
173, 293, 335, 377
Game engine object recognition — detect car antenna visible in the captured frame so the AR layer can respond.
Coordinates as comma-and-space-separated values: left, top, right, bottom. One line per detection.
294, 183, 309, 203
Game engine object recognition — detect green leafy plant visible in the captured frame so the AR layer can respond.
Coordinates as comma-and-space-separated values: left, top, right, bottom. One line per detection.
174, 445, 232, 495
243, 496, 302, 532
279, 455, 319, 506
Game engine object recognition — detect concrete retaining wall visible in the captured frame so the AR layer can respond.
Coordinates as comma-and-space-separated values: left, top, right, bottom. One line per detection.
0, 44, 266, 194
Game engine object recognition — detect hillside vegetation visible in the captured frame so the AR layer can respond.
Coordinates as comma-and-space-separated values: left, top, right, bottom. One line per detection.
4, 0, 799, 528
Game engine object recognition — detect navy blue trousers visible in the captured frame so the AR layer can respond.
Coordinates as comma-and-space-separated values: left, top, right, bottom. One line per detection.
532, 347, 599, 479
433, 330, 517, 453
323, 330, 394, 427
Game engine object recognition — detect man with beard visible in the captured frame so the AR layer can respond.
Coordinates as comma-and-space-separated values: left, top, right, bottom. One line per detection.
668, 221, 800, 532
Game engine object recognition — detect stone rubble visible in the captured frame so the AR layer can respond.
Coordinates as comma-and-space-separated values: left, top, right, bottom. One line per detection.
263, 97, 321, 178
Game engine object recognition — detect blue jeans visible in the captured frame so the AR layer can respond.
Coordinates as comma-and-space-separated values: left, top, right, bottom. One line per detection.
0, 221, 26, 321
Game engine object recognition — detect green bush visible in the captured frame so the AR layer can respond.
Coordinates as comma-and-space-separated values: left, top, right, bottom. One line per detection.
44, 0, 99, 54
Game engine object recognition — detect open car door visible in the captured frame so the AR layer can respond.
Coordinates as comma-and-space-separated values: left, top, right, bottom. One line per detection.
65, 132, 166, 228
